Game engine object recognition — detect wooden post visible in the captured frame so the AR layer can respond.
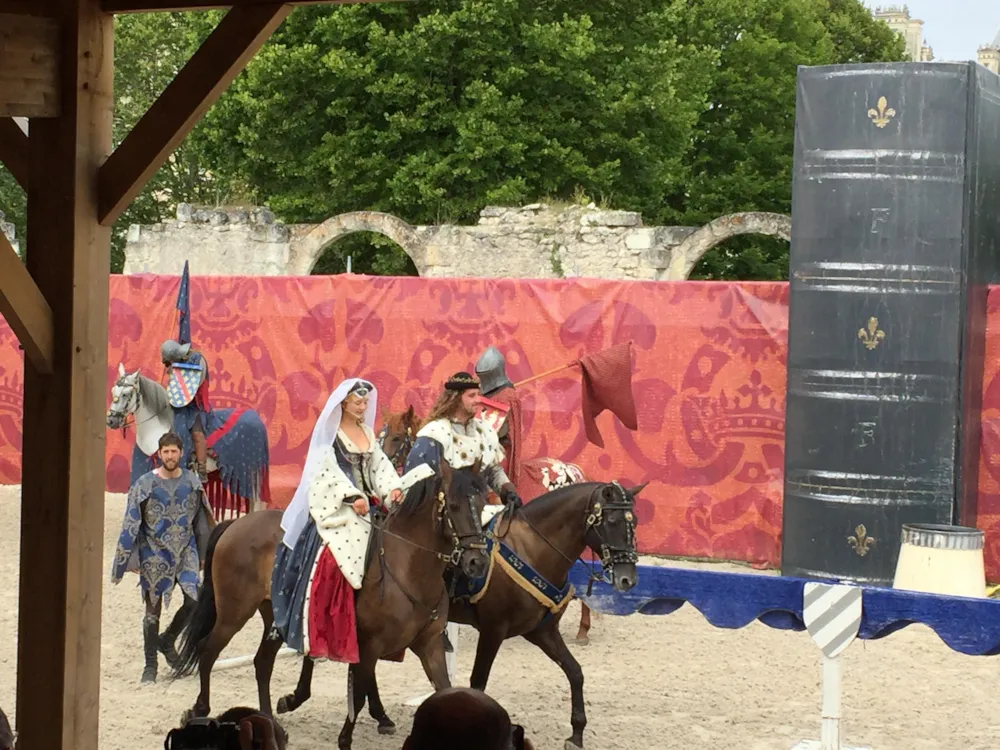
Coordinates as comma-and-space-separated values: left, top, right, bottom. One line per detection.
15, 1, 113, 749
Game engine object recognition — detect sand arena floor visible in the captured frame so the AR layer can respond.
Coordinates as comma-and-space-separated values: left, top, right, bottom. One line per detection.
0, 486, 997, 749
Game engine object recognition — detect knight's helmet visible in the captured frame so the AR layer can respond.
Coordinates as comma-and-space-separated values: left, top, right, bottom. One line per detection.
160, 339, 191, 365
475, 346, 513, 396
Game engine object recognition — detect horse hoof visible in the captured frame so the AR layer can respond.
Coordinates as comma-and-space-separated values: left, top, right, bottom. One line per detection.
564, 739, 584, 750
377, 720, 397, 736
276, 697, 291, 714
573, 635, 590, 646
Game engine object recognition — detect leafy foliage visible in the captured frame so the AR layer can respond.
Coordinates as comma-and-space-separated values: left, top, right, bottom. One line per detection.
0, 0, 906, 281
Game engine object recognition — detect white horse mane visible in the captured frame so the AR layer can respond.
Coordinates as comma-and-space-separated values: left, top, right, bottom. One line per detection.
117, 365, 174, 457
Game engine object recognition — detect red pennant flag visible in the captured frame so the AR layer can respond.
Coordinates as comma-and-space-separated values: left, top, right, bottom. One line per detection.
579, 341, 638, 448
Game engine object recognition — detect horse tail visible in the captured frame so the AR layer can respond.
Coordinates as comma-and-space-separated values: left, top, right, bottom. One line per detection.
172, 518, 235, 678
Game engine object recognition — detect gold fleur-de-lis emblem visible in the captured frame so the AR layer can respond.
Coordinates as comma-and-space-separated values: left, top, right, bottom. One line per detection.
867, 96, 896, 128
858, 316, 885, 350
847, 524, 876, 556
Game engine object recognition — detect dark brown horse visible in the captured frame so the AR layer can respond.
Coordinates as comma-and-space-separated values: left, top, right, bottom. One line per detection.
378, 406, 596, 642
171, 459, 492, 750
277, 412, 644, 749
376, 479, 643, 750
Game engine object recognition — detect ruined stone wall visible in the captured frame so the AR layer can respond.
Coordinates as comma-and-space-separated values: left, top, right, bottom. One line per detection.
1, 211, 20, 257
122, 202, 790, 281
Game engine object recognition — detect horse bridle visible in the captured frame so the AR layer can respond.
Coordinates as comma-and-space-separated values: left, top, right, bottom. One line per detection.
366, 481, 488, 622
376, 422, 415, 475
516, 481, 638, 591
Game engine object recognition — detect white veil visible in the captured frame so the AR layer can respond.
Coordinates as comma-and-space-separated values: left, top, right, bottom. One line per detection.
280, 377, 378, 549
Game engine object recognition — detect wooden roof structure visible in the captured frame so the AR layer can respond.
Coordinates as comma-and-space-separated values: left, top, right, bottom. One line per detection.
0, 1, 378, 747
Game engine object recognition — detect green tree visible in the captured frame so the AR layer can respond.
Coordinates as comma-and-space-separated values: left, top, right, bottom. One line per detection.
681, 0, 906, 280
200, 0, 717, 240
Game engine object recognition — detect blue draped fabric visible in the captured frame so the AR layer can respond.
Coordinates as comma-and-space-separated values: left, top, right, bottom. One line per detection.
129, 406, 268, 506
404, 435, 442, 475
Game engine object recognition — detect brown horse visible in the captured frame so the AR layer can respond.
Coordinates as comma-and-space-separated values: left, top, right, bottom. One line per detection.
379, 407, 596, 642
277, 410, 643, 749
372, 479, 644, 750
171, 459, 492, 750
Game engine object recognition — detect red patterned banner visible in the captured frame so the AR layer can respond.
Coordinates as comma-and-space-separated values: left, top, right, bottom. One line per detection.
5, 276, 996, 575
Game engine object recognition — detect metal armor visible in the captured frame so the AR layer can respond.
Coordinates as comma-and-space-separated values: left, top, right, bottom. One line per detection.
475, 346, 513, 396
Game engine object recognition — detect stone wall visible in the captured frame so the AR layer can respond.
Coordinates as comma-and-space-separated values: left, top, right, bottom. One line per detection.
1, 211, 20, 257
123, 202, 791, 281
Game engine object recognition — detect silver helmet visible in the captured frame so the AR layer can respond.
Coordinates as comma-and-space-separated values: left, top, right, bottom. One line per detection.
475, 346, 513, 396
161, 339, 191, 364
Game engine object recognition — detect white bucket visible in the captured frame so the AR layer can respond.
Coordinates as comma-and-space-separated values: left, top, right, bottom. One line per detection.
892, 523, 986, 599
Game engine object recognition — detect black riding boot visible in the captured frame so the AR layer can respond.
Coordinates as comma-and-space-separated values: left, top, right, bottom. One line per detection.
158, 597, 195, 671
142, 614, 160, 683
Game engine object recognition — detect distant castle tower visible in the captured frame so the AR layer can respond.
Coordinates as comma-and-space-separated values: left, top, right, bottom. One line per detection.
979, 30, 1000, 73
872, 5, 934, 62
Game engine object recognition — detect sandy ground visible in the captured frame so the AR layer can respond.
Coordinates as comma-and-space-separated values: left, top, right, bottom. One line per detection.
0, 487, 999, 749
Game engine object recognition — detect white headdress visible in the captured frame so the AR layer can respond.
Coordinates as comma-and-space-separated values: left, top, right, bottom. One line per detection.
280, 377, 378, 549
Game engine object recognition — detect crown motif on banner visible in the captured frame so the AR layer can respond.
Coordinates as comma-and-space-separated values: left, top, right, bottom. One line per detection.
694, 371, 784, 443
212, 371, 268, 411
0, 369, 23, 416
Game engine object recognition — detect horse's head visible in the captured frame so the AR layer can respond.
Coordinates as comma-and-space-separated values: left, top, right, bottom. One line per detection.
107, 362, 142, 430
377, 405, 422, 475
437, 458, 490, 580
585, 481, 645, 593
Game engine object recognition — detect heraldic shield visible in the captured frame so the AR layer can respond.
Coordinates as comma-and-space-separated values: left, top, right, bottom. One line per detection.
167, 362, 204, 407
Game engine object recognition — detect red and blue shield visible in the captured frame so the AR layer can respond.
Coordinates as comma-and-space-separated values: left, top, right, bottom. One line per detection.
167, 364, 204, 407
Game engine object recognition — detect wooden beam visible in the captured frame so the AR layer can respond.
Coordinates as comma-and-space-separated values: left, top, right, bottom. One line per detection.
0, 117, 29, 188
97, 3, 291, 225
0, 0, 55, 16
0, 14, 61, 117
103, 0, 387, 11
16, 1, 112, 749
0, 232, 54, 373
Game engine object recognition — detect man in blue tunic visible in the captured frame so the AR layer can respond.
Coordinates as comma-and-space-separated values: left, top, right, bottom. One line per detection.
112, 431, 214, 683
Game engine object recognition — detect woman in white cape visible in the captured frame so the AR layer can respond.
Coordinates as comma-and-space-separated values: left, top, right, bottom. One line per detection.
270, 378, 403, 662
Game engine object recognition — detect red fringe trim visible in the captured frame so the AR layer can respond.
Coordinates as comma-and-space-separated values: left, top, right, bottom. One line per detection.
205, 466, 271, 521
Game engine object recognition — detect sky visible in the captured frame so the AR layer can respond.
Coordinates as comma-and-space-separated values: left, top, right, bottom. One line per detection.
862, 0, 1000, 62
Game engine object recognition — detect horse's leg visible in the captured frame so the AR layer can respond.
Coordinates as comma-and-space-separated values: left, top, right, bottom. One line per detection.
524, 623, 587, 749
366, 670, 396, 735
276, 657, 315, 714
468, 629, 505, 692
182, 622, 239, 724
254, 601, 283, 717
574, 601, 592, 645
337, 657, 376, 750
411, 625, 453, 691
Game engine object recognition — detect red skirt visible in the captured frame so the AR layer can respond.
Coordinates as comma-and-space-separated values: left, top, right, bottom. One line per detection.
307, 546, 406, 663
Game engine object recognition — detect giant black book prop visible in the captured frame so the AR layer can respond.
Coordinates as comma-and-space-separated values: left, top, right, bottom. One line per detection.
782, 62, 1000, 586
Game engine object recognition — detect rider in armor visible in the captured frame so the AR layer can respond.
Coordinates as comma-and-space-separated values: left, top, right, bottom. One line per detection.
271, 378, 404, 662
404, 371, 522, 508
474, 346, 523, 496
161, 339, 212, 482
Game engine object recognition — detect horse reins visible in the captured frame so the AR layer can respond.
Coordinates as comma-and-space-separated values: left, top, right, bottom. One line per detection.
361, 488, 487, 623
510, 482, 638, 593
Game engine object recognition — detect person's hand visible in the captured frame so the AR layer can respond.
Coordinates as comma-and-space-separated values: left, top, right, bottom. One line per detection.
238, 714, 280, 750
389, 488, 403, 505
352, 497, 369, 516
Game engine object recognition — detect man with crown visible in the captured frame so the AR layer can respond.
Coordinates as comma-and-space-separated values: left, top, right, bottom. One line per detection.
403, 371, 522, 509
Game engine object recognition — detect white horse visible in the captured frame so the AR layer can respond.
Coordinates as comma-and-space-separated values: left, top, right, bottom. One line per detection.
106, 363, 270, 518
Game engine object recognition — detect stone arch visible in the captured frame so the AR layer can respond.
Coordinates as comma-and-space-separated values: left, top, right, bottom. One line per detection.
289, 211, 428, 275
658, 211, 791, 281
